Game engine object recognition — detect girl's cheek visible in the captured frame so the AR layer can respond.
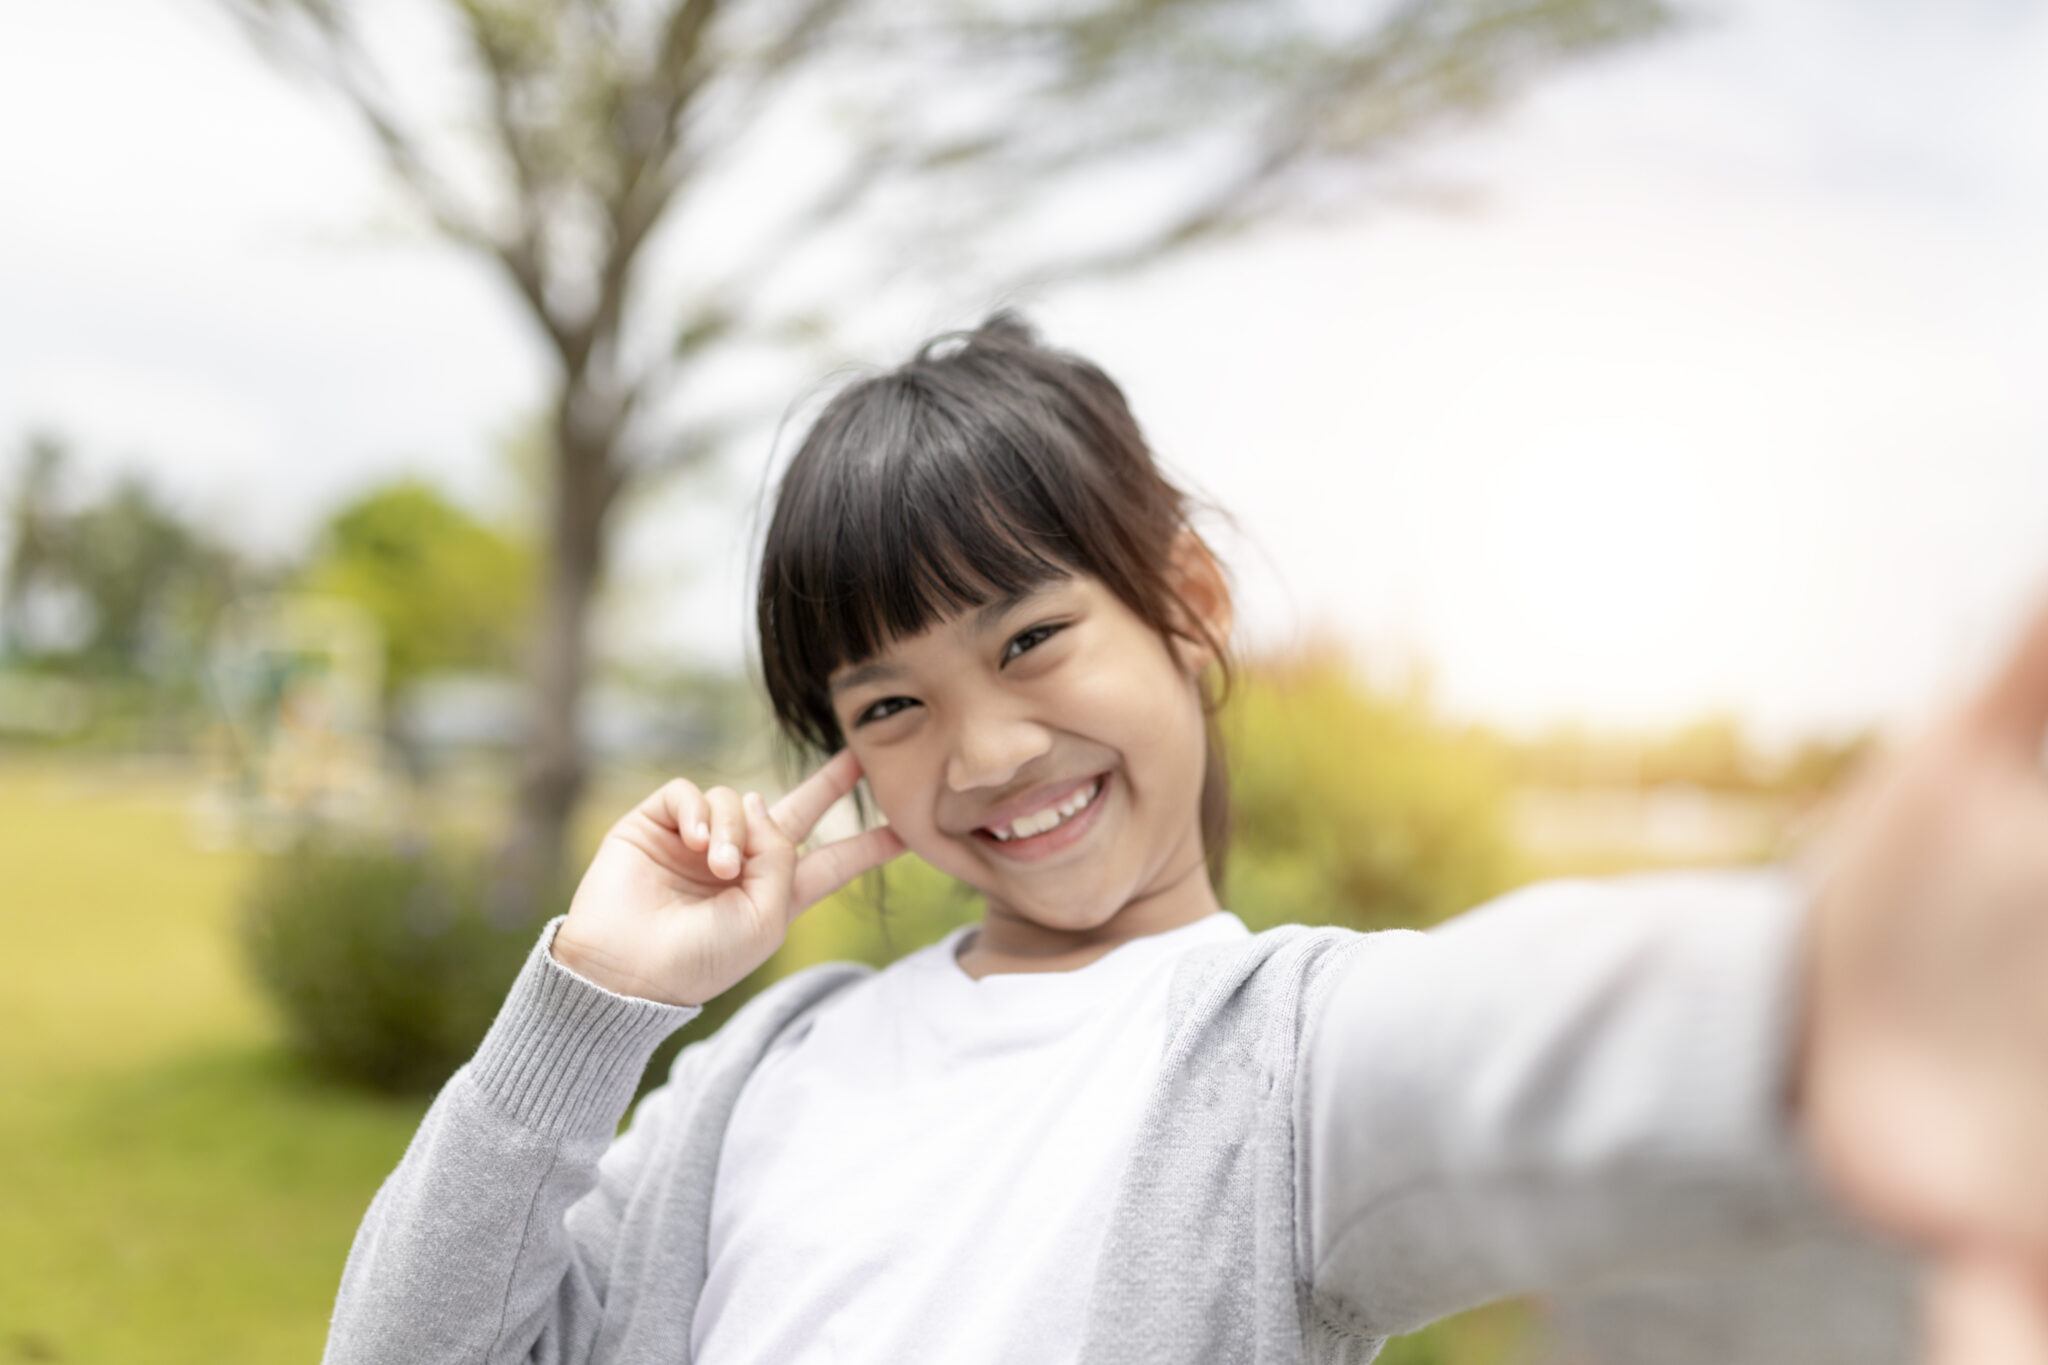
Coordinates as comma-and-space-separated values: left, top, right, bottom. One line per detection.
856, 763, 904, 829
868, 764, 942, 849
1065, 663, 1148, 725
1085, 665, 1185, 753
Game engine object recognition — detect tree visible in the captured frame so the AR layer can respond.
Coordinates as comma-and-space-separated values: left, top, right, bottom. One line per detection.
299, 477, 539, 698
0, 432, 70, 661
0, 432, 245, 679
211, 0, 1680, 918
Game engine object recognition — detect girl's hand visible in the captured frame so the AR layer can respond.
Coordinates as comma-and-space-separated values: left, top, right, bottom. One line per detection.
1788, 582, 2048, 1355
1926, 1257, 2048, 1365
550, 748, 906, 1007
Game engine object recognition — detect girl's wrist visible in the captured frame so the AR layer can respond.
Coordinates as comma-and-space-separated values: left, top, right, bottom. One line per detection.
548, 931, 638, 997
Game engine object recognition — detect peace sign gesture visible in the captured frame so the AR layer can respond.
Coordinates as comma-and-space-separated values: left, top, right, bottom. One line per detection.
1789, 582, 2048, 1359
551, 748, 907, 1008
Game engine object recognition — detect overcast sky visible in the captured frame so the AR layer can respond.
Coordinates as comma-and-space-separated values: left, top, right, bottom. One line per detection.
3, 0, 2044, 753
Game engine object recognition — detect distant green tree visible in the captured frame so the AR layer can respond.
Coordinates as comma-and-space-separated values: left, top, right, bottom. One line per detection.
0, 432, 245, 679
298, 477, 540, 699
0, 432, 69, 660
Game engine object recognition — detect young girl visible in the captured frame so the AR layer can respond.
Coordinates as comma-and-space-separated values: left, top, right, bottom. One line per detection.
321, 314, 2048, 1364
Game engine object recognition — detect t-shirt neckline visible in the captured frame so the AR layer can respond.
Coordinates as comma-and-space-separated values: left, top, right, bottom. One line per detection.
908, 910, 1248, 1023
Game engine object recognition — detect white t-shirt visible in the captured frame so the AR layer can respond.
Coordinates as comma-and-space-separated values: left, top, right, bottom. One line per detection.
691, 910, 1252, 1364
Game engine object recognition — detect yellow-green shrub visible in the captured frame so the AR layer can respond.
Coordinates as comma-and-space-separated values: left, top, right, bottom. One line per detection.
1220, 639, 1521, 934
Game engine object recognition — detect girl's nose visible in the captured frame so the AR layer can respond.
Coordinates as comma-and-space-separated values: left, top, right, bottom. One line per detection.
945, 712, 1054, 795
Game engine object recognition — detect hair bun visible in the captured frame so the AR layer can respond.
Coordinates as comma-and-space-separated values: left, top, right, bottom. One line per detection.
912, 308, 1039, 364
973, 309, 1038, 347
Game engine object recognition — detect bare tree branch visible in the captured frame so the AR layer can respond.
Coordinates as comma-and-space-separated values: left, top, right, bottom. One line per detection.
218, 1, 490, 247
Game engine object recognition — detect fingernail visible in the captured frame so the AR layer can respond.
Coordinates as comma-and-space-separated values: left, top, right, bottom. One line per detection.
693, 821, 709, 843
715, 841, 738, 871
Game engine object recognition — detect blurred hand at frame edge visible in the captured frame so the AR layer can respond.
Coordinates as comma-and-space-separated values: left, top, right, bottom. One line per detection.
1784, 577, 2048, 1363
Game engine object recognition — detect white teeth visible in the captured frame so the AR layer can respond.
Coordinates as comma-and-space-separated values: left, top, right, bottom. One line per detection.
987, 776, 1101, 843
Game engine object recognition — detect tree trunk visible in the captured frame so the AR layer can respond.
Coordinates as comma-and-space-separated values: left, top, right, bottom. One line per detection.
489, 386, 618, 928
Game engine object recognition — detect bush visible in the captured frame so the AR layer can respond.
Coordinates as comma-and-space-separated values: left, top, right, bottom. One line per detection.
237, 830, 560, 1094
1221, 638, 1523, 934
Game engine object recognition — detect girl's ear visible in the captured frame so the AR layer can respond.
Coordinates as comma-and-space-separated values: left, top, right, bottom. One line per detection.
1164, 527, 1233, 676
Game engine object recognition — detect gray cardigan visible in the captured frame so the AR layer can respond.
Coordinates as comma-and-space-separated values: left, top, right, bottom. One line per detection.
321, 868, 1918, 1364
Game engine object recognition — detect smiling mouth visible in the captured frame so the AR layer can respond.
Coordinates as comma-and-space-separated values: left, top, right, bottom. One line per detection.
970, 771, 1110, 851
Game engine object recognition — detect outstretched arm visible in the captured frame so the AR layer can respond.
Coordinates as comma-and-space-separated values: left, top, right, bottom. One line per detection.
1298, 866, 1890, 1342
1303, 579, 2048, 1358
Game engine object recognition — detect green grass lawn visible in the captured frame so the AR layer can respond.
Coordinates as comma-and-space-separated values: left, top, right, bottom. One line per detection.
0, 754, 1531, 1364
0, 757, 436, 1363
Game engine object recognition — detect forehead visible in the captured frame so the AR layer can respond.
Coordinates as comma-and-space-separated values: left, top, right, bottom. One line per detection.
826, 577, 1081, 697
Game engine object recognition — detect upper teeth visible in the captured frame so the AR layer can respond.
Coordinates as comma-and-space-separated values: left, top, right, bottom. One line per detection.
987, 777, 1100, 842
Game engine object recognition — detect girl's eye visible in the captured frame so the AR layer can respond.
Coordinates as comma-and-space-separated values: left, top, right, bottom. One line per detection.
1003, 622, 1066, 664
851, 623, 1068, 728
854, 696, 915, 728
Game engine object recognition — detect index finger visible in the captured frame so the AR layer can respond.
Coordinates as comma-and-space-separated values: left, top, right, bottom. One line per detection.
769, 746, 866, 845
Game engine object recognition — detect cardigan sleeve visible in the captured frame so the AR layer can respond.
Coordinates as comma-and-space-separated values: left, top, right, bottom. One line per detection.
321, 914, 704, 1365
1297, 866, 1920, 1348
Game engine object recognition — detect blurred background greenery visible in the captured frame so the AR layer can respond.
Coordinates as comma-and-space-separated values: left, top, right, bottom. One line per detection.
0, 0, 1962, 1360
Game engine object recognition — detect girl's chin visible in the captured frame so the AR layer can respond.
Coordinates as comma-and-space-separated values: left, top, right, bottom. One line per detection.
978, 891, 1126, 933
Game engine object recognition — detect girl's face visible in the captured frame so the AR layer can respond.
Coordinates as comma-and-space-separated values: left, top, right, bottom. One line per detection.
826, 530, 1232, 941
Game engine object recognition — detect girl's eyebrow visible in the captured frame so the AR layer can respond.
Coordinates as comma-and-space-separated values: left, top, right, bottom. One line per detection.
829, 658, 902, 698
827, 584, 1061, 698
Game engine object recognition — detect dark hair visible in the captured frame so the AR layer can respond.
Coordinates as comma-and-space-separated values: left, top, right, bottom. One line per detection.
751, 310, 1240, 915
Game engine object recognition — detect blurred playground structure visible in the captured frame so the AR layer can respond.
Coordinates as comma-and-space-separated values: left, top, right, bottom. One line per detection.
195, 593, 388, 848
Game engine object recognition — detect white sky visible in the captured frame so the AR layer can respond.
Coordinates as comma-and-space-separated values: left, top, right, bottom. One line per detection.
2, 0, 2044, 754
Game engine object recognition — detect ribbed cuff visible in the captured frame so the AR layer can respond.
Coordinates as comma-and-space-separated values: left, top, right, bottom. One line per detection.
467, 915, 703, 1140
